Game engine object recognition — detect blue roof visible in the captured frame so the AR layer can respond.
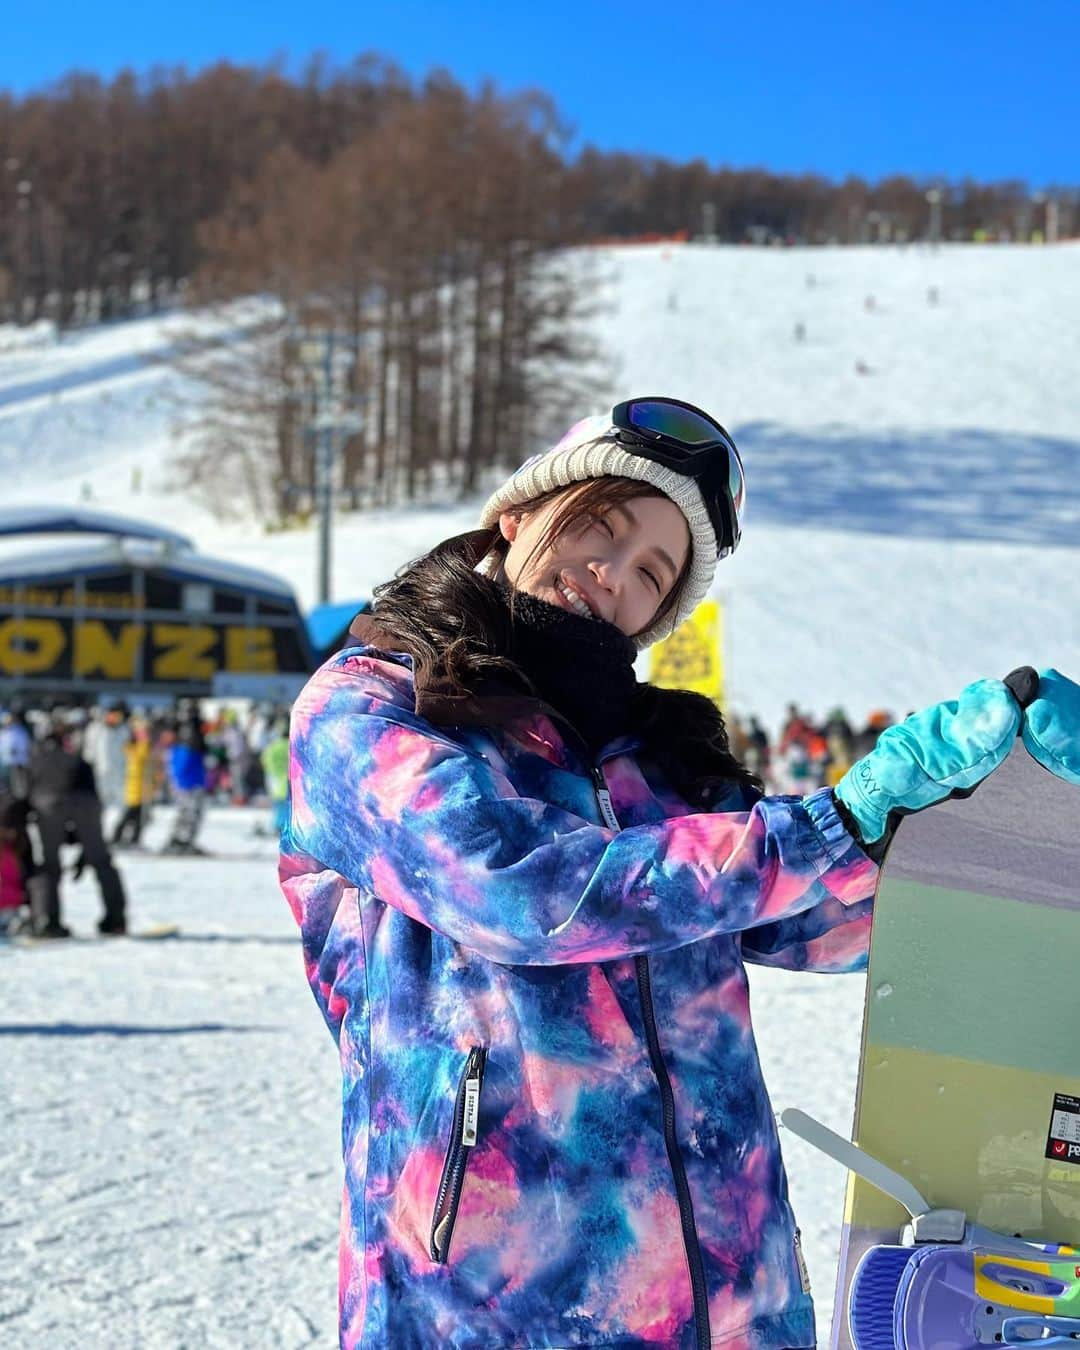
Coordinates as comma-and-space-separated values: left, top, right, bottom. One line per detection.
0, 505, 194, 550
0, 538, 298, 601
307, 599, 368, 652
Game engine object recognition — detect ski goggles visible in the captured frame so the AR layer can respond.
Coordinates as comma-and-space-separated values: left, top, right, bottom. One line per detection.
610, 397, 745, 557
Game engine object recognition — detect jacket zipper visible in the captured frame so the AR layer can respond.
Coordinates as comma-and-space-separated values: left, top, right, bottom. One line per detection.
430, 1045, 486, 1263
591, 766, 711, 1350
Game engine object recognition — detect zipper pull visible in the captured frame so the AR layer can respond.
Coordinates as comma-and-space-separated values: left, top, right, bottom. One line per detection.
433, 1213, 452, 1258
592, 766, 620, 831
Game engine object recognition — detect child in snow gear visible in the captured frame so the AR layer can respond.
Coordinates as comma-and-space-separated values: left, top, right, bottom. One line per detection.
279, 399, 1029, 1350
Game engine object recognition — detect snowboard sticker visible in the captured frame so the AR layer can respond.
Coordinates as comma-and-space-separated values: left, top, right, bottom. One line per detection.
830, 740, 1080, 1349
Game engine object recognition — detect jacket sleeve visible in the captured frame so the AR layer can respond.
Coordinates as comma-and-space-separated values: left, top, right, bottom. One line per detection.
738, 891, 874, 973
713, 780, 876, 975
286, 659, 879, 968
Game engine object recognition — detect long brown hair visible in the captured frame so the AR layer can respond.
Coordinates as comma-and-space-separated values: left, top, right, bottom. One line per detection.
368, 477, 763, 805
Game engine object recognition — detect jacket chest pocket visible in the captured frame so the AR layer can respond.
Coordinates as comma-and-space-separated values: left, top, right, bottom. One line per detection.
429, 1045, 486, 1264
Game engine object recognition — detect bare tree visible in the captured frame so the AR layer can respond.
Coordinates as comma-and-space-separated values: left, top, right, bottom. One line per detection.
172, 73, 601, 521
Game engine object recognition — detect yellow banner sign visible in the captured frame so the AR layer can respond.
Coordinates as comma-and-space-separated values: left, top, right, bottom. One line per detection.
648, 597, 724, 705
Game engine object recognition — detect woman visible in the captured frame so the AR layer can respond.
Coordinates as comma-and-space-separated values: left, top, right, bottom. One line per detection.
281, 398, 1031, 1349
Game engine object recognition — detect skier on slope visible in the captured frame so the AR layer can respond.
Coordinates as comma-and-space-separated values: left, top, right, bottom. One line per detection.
279, 398, 1039, 1350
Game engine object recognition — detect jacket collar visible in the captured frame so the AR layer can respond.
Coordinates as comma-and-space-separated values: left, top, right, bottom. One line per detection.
347, 613, 642, 761
350, 612, 547, 727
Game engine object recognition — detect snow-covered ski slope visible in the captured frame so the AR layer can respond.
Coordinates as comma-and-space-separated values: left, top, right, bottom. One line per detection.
1, 242, 1077, 733
1, 243, 1078, 1347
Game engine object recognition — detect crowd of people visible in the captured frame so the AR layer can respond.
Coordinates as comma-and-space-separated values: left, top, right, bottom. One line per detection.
0, 690, 891, 943
0, 700, 290, 940
729, 703, 896, 795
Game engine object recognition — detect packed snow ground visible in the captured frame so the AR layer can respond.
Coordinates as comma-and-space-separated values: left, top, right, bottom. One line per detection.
0, 807, 862, 1348
1, 242, 1078, 1346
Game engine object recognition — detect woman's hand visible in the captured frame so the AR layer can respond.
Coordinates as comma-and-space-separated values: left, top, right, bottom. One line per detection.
833, 668, 1038, 860
1022, 668, 1080, 786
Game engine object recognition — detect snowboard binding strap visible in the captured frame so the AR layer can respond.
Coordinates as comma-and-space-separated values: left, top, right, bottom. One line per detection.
780, 1109, 1080, 1350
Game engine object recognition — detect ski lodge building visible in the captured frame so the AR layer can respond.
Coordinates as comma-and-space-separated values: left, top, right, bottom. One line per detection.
0, 506, 314, 705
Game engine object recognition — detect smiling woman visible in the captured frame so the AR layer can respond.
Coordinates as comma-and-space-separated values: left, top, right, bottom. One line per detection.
279, 398, 1029, 1349
279, 400, 895, 1350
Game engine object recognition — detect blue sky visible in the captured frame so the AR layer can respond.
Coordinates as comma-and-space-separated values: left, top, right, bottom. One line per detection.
3, 1, 1077, 185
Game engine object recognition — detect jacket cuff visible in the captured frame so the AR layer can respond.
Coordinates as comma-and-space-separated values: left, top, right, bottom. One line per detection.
802, 787, 881, 903
803, 787, 859, 864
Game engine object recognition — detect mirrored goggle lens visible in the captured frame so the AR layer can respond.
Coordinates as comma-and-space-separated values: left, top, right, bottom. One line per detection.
626, 400, 722, 447
728, 448, 746, 518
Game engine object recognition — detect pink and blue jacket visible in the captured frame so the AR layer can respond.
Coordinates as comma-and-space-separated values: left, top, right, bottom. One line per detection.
280, 633, 878, 1349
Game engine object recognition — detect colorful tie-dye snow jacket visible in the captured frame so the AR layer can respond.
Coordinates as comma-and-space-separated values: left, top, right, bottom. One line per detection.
280, 636, 878, 1350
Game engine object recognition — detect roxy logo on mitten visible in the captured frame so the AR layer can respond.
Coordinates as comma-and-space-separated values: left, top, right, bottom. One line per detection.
1045, 1092, 1080, 1166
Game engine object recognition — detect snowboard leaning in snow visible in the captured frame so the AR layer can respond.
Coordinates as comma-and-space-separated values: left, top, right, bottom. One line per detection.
5, 922, 181, 946
829, 739, 1080, 1350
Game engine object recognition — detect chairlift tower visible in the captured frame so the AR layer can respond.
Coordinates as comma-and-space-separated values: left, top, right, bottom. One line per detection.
297, 331, 365, 606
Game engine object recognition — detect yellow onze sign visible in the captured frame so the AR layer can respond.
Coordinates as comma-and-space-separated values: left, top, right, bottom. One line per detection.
74, 622, 144, 678
648, 598, 724, 705
0, 617, 280, 681
0, 618, 67, 673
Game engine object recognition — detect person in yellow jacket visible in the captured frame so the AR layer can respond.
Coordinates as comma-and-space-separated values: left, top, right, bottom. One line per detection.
260, 718, 290, 839
112, 717, 154, 848
824, 727, 854, 788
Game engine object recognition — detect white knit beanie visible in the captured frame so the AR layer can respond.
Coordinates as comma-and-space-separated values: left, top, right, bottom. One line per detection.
478, 414, 721, 650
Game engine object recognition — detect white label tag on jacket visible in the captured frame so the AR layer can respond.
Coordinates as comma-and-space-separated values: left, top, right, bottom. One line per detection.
462, 1080, 480, 1147
596, 787, 620, 831
793, 1229, 812, 1294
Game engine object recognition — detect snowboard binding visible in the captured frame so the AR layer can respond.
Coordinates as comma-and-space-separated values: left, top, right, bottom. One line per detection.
849, 1232, 1080, 1349
781, 1109, 1080, 1350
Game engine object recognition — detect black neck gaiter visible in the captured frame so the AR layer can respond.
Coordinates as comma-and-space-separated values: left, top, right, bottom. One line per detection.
490, 580, 640, 753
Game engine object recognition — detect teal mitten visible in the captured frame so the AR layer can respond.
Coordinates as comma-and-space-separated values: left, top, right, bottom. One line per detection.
834, 670, 1035, 860
1022, 668, 1080, 786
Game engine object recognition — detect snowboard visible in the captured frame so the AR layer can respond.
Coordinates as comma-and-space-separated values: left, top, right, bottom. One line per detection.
829, 739, 1080, 1350
3, 922, 181, 946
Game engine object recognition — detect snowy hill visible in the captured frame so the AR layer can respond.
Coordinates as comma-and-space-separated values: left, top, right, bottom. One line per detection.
2, 242, 1077, 733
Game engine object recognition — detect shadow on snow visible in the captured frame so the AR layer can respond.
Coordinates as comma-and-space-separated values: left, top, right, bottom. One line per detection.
0, 1021, 280, 1037
737, 423, 1080, 548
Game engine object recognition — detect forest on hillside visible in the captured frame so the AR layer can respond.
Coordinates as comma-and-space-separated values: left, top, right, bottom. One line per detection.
2, 57, 1072, 519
